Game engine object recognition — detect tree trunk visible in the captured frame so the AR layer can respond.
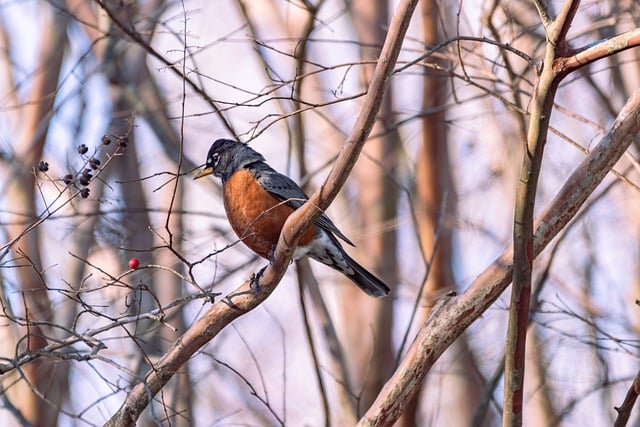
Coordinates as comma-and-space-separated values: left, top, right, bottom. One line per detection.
400, 1, 487, 425
0, 4, 69, 426
348, 0, 398, 413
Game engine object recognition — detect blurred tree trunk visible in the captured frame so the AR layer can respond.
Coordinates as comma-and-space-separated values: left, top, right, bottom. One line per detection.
285, 3, 361, 424
0, 4, 69, 427
146, 179, 193, 427
348, 0, 398, 413
99, 0, 154, 324
95, 2, 195, 425
400, 1, 487, 425
523, 325, 557, 425
237, 2, 375, 422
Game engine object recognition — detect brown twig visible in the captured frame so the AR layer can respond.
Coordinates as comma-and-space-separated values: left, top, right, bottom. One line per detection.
614, 368, 640, 426
92, 0, 238, 139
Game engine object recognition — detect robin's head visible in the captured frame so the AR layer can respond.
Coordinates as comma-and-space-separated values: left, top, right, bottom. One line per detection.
194, 139, 265, 182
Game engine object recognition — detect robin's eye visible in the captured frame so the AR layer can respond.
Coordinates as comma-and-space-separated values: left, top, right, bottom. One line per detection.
210, 153, 220, 167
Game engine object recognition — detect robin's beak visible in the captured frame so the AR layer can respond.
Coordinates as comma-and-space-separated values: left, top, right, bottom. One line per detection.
194, 166, 213, 180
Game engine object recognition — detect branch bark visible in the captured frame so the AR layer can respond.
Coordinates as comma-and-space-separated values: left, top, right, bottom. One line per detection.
505, 2, 578, 424
503, 10, 640, 425
614, 369, 640, 427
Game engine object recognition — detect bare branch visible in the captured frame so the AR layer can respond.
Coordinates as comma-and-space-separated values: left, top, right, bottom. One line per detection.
296, 258, 357, 425
555, 28, 640, 75
504, 2, 570, 419
614, 367, 640, 426
274, 0, 418, 261
533, 0, 553, 31
548, 0, 581, 50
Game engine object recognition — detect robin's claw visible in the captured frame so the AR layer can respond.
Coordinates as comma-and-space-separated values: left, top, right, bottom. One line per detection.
250, 265, 267, 292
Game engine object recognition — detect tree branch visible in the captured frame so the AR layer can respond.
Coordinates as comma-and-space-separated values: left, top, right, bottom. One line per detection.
554, 28, 640, 75
504, 3, 570, 420
614, 369, 640, 427
548, 0, 581, 50
92, 0, 238, 139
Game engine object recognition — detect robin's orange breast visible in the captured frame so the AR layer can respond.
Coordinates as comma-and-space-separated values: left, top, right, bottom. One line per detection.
223, 169, 317, 259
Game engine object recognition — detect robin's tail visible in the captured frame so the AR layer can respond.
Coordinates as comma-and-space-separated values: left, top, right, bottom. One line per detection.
307, 232, 391, 297
341, 253, 391, 298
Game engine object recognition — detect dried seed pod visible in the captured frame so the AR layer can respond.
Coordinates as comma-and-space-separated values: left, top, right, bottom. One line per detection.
79, 169, 92, 186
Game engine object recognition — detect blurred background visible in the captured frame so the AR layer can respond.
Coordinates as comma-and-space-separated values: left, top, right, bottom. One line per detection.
1, 0, 640, 426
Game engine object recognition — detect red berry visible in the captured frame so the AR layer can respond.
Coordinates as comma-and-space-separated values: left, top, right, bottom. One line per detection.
128, 258, 140, 269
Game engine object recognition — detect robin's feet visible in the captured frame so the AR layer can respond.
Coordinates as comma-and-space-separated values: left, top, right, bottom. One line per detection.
250, 265, 267, 292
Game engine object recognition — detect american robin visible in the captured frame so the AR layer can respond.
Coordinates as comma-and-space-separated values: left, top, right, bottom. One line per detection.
194, 138, 390, 298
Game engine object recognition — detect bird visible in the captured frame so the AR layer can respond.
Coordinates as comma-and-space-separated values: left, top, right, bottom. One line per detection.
194, 138, 390, 298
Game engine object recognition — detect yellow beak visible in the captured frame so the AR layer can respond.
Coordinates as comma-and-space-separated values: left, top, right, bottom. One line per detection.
194, 166, 214, 180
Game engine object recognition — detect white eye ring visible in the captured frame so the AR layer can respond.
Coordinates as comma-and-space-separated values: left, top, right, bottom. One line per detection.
210, 153, 220, 167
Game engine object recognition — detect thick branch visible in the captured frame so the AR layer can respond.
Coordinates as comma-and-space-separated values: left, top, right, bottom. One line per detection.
554, 28, 640, 75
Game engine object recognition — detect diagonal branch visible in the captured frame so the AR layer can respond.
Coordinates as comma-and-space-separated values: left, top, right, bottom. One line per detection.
91, 0, 238, 138
554, 28, 640, 75
104, 1, 419, 426
614, 368, 640, 427
273, 0, 418, 260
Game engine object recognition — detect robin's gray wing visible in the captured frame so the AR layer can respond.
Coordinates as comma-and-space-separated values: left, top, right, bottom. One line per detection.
254, 166, 355, 247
